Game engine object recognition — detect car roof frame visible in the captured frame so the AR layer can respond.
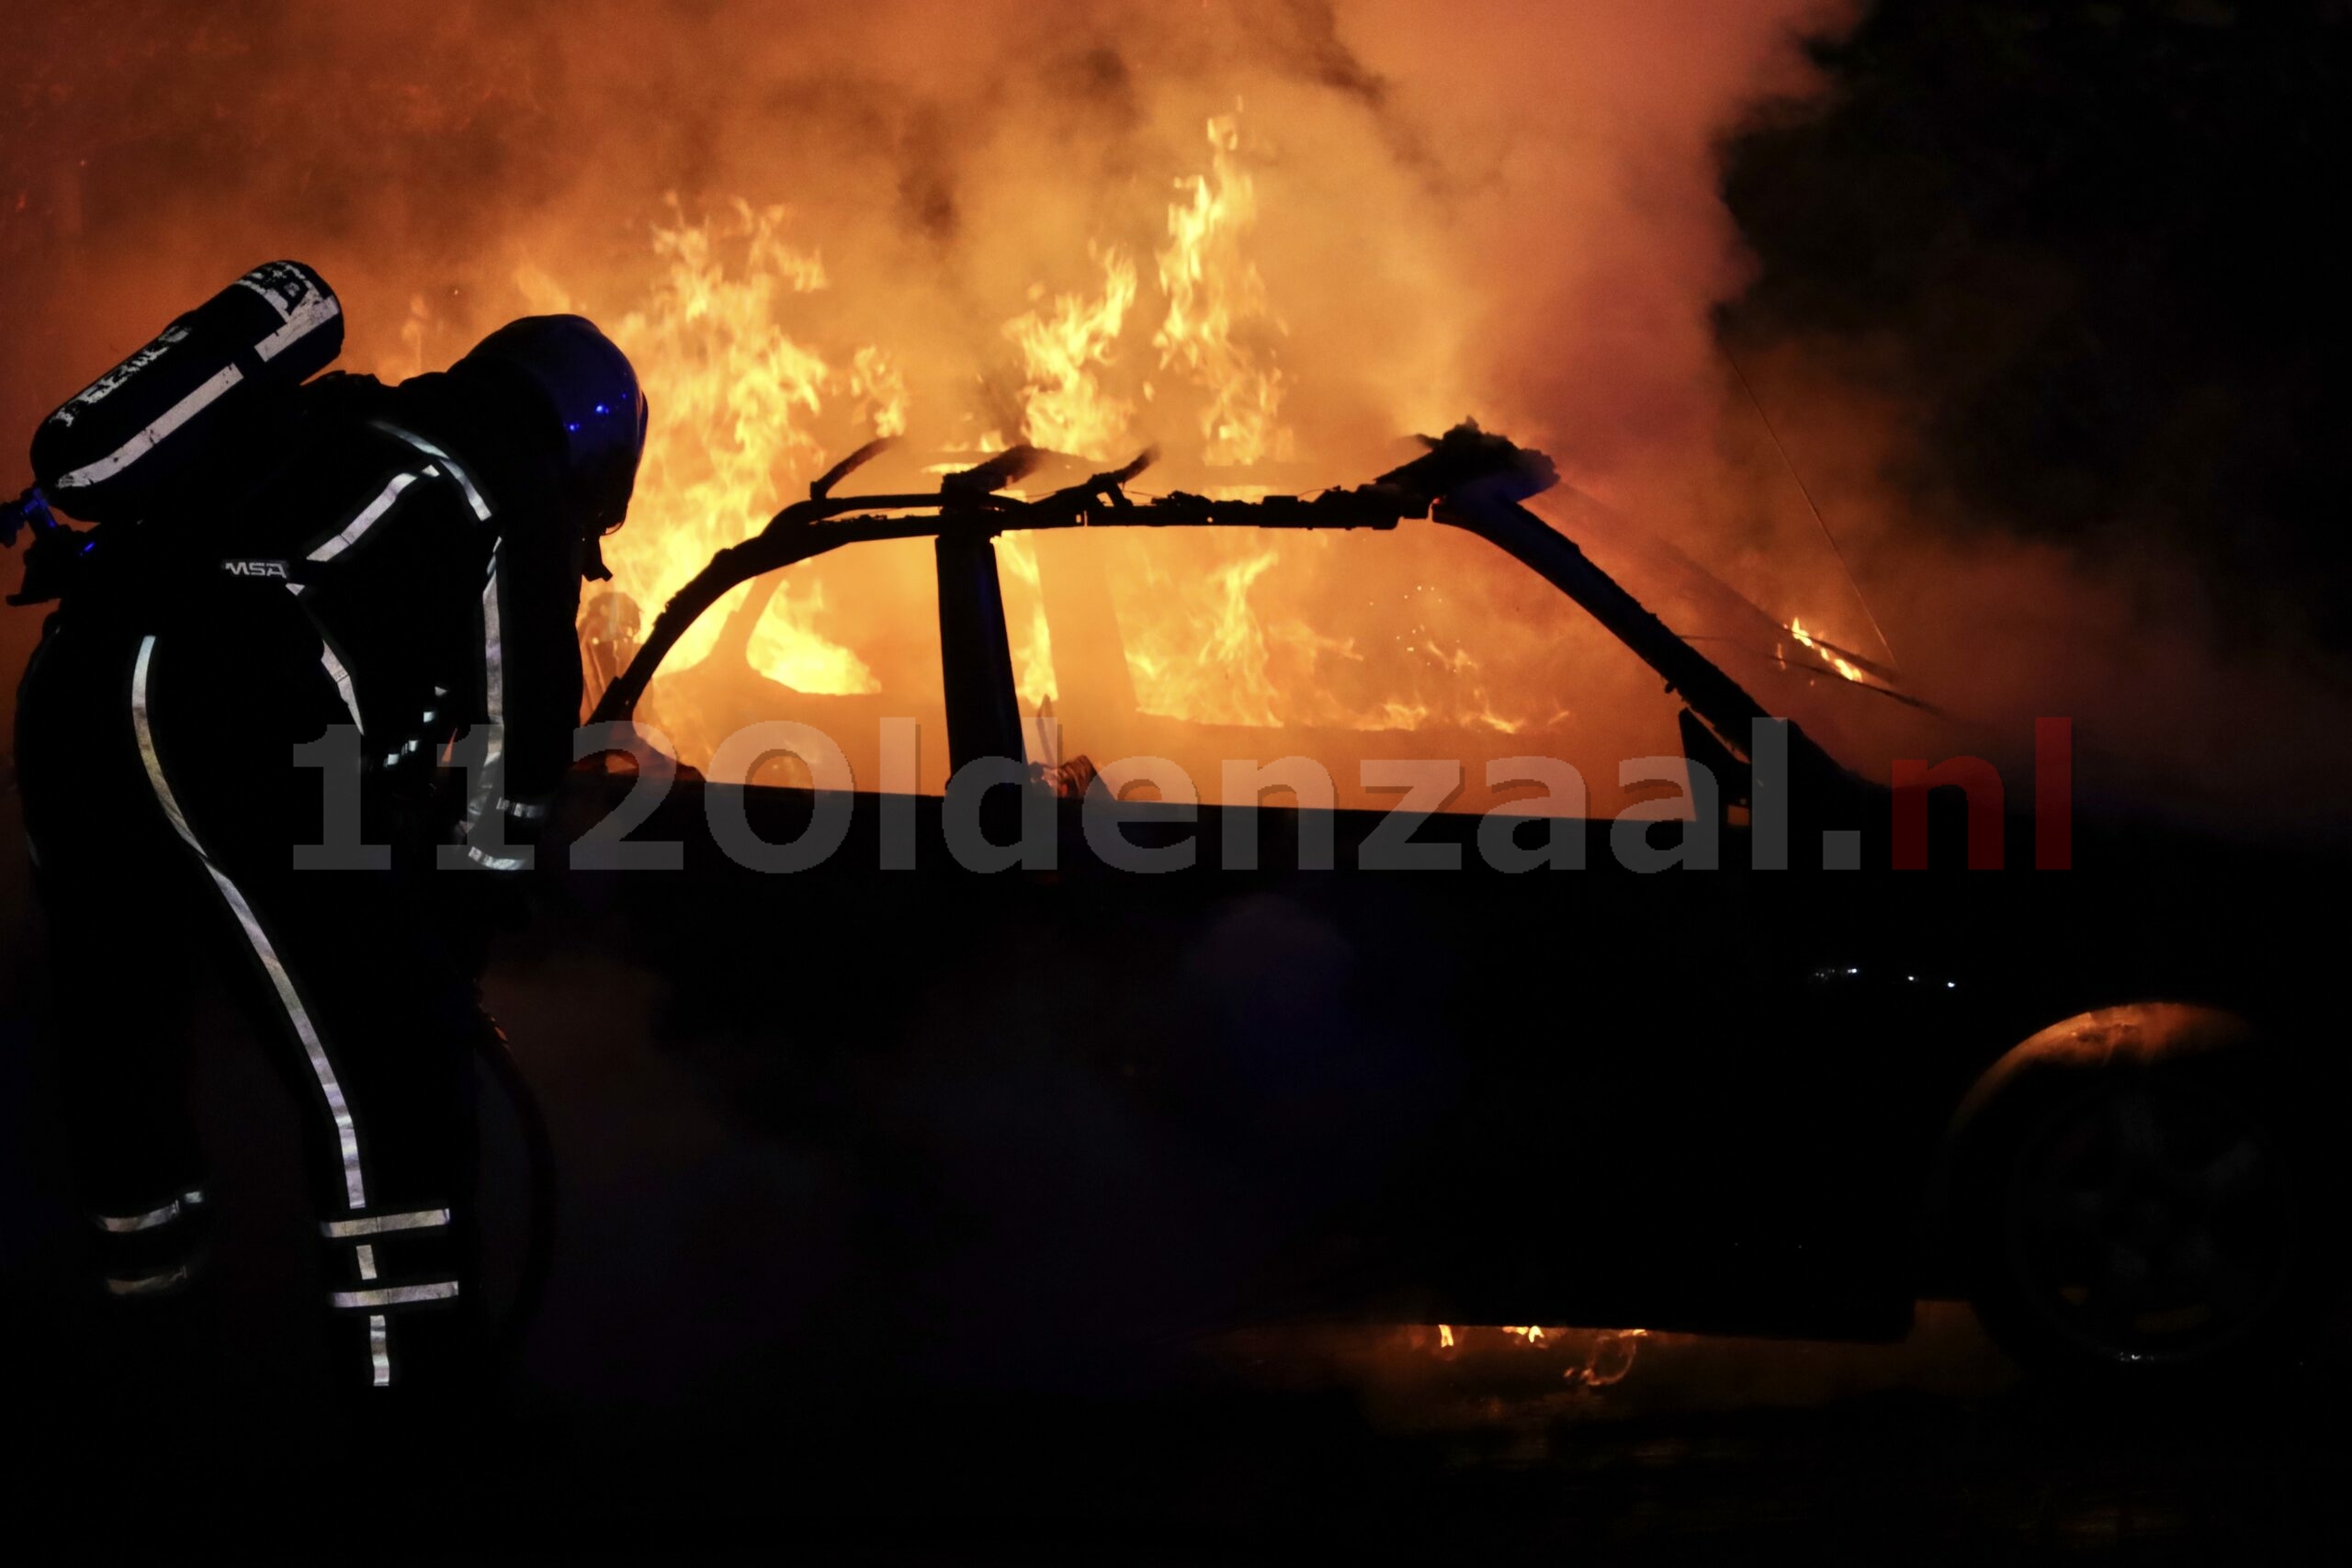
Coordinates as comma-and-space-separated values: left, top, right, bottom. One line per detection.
591, 423, 1858, 795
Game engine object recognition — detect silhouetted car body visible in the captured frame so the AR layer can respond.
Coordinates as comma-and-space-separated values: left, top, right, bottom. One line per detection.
549, 429, 2346, 1379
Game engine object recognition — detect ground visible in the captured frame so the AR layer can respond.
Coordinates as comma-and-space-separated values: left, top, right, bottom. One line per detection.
6, 831, 2349, 1561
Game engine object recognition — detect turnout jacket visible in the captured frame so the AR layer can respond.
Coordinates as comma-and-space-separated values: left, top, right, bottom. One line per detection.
66, 370, 584, 872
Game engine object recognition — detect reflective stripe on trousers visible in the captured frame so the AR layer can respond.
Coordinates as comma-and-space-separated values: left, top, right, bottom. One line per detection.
132, 634, 430, 1386
132, 636, 368, 1211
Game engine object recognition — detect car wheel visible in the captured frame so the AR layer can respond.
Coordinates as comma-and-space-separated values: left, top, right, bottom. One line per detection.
1959, 1067, 2330, 1384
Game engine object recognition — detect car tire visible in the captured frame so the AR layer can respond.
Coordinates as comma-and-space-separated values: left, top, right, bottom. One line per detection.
1953, 1055, 2337, 1388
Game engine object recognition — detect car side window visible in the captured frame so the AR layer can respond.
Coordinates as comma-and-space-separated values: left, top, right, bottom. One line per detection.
621, 538, 956, 795
998, 523, 1688, 818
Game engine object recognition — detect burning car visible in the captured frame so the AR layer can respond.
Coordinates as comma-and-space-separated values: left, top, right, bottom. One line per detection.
549, 421, 2346, 1386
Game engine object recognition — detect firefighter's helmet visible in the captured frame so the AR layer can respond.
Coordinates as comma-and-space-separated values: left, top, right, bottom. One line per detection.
452, 315, 648, 536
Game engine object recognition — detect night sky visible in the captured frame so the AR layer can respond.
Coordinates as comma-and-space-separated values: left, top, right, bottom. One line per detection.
1722, 0, 2352, 650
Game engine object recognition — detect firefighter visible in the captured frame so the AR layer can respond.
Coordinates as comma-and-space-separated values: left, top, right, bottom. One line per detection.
13, 313, 645, 1411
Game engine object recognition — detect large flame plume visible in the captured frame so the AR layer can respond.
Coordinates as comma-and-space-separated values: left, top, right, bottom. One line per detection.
21, 2, 2324, 820
0, 0, 1852, 814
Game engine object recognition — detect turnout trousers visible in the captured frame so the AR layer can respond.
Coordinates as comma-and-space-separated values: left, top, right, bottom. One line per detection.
16, 599, 489, 1403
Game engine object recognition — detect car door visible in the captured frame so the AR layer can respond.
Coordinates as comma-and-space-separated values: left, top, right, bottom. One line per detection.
1005, 520, 1898, 1334
553, 517, 1924, 1344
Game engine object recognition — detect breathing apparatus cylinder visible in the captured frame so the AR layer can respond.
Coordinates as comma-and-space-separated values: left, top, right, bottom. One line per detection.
29, 261, 343, 525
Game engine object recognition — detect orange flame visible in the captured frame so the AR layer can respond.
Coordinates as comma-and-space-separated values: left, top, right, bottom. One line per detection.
1788, 616, 1868, 684
554, 107, 1619, 770
584, 198, 888, 696
1004, 244, 1139, 458
1155, 112, 1293, 468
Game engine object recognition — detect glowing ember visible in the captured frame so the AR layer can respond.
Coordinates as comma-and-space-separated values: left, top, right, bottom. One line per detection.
1573, 1328, 1650, 1388
1414, 1325, 1651, 1389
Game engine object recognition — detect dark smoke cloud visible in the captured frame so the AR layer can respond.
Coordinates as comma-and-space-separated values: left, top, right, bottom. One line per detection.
1720, 0, 2352, 655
